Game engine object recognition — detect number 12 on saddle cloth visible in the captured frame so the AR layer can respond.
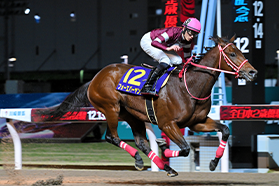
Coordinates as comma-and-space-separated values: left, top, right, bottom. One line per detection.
116, 66, 176, 95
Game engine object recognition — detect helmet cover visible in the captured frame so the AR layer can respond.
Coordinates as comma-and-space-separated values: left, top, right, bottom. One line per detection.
182, 18, 201, 33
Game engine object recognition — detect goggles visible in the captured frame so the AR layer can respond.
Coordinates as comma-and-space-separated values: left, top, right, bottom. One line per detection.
186, 29, 199, 38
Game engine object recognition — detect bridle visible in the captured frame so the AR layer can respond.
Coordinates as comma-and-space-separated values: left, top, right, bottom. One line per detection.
178, 43, 248, 101
217, 43, 248, 78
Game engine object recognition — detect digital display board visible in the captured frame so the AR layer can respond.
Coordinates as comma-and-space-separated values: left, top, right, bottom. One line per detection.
220, 105, 279, 120
231, 1, 266, 151
232, 0, 265, 104
31, 108, 106, 122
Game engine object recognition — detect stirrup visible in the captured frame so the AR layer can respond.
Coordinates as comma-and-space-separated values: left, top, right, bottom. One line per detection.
141, 89, 159, 97
141, 85, 152, 94
141, 92, 159, 97
141, 84, 159, 97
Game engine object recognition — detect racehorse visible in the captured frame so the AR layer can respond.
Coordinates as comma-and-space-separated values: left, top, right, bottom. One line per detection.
38, 35, 257, 177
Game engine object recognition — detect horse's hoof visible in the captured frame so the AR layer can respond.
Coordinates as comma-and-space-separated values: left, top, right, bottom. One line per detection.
135, 162, 144, 171
164, 164, 178, 177
209, 159, 217, 171
167, 170, 178, 177
134, 152, 144, 171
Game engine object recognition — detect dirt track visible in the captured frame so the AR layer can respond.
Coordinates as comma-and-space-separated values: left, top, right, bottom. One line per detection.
0, 168, 278, 186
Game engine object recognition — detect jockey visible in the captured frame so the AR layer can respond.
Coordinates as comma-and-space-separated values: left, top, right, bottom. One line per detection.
140, 17, 201, 97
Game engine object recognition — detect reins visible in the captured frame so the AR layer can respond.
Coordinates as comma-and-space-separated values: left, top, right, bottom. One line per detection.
179, 43, 248, 101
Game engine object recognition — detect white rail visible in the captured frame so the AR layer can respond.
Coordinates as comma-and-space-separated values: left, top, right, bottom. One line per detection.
1, 108, 159, 171
6, 121, 22, 170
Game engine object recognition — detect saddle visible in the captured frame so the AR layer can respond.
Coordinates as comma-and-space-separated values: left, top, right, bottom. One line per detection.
116, 64, 177, 124
116, 65, 176, 96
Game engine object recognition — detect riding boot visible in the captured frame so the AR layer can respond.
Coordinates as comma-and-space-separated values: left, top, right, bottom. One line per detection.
141, 62, 169, 97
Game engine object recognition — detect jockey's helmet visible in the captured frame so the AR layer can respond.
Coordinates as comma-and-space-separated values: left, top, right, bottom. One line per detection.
182, 18, 201, 33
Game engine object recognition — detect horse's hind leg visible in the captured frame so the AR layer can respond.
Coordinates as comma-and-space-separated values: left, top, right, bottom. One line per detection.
105, 123, 144, 171
124, 115, 178, 177
104, 114, 145, 171
87, 71, 145, 171
189, 117, 230, 171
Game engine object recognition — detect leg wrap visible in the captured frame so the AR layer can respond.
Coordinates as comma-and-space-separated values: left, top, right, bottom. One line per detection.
215, 140, 227, 158
164, 149, 180, 158
148, 151, 165, 170
222, 126, 230, 141
120, 141, 138, 157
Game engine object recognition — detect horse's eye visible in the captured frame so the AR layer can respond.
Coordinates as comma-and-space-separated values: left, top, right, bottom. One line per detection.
230, 53, 236, 57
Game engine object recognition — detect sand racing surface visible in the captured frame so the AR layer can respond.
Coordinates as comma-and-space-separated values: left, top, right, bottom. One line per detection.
0, 168, 278, 186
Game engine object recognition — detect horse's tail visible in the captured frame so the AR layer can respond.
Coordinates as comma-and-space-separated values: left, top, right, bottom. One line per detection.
37, 81, 91, 121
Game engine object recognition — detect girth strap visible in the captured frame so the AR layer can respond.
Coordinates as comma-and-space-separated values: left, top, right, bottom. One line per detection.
145, 98, 158, 124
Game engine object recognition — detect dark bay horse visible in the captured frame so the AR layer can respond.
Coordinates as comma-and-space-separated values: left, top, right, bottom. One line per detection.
39, 36, 257, 177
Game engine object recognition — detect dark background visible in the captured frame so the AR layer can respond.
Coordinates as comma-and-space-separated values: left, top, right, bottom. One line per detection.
0, 0, 278, 93
0, 0, 278, 169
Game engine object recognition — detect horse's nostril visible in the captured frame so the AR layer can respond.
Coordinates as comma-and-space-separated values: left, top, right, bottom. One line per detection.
249, 70, 257, 77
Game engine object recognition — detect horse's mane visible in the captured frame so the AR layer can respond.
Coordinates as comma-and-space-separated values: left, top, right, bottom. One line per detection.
193, 35, 231, 64
210, 35, 231, 44
192, 47, 212, 64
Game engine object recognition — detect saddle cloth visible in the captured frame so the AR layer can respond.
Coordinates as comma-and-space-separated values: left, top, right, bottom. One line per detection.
116, 66, 176, 96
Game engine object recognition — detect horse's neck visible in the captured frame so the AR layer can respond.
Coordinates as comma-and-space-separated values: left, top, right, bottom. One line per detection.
183, 47, 221, 98
200, 46, 220, 69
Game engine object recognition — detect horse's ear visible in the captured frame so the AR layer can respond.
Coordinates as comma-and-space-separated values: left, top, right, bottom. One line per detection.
229, 34, 236, 43
210, 36, 220, 44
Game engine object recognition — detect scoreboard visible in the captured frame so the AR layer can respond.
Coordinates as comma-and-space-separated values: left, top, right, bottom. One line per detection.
232, 0, 265, 104
231, 1, 266, 168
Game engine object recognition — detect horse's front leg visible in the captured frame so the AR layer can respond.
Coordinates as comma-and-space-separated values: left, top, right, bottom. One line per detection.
189, 117, 230, 171
158, 121, 191, 159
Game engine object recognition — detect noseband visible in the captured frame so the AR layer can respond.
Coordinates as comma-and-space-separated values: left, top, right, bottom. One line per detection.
179, 43, 248, 100
218, 43, 248, 78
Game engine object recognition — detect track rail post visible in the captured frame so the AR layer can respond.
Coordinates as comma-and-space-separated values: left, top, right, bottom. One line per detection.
6, 119, 22, 170
146, 123, 159, 172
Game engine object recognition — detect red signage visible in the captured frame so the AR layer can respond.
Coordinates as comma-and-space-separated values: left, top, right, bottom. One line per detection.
31, 107, 106, 122
164, 0, 178, 27
220, 105, 279, 120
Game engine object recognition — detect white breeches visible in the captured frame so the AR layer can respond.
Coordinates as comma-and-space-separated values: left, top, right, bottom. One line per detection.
140, 32, 182, 66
